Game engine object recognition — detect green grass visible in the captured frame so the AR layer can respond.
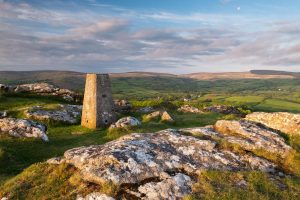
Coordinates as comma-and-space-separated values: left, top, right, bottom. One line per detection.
226, 96, 265, 104
185, 171, 300, 200
254, 99, 300, 112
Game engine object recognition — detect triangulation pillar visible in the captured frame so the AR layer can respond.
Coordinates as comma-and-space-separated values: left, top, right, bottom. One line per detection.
81, 73, 116, 129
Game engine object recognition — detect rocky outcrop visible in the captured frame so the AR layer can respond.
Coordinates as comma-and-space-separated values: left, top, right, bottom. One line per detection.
25, 105, 82, 124
178, 105, 203, 114
114, 100, 132, 113
50, 129, 282, 199
0, 118, 48, 141
246, 112, 300, 135
1, 83, 79, 102
0, 111, 7, 119
109, 117, 141, 129
144, 111, 174, 122
181, 120, 291, 156
204, 105, 241, 115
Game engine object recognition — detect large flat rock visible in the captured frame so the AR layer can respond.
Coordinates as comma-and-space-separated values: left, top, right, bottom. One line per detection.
54, 129, 281, 199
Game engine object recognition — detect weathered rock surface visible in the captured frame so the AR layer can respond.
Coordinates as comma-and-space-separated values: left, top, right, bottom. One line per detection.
246, 112, 300, 135
25, 105, 82, 124
0, 118, 48, 141
204, 105, 241, 115
114, 100, 132, 113
144, 111, 174, 122
181, 120, 291, 156
1, 83, 79, 102
52, 129, 281, 199
77, 193, 115, 200
109, 117, 141, 129
178, 105, 203, 114
0, 111, 7, 119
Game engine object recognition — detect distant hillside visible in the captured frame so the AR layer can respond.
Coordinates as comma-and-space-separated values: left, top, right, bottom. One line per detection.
0, 71, 176, 90
182, 71, 297, 80
250, 70, 300, 78
0, 70, 298, 91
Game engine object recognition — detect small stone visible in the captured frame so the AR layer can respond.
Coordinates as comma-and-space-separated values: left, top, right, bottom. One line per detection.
161, 111, 174, 122
109, 117, 141, 129
114, 100, 132, 113
236, 180, 247, 188
0, 111, 7, 119
204, 105, 241, 115
77, 193, 115, 200
144, 111, 174, 122
47, 157, 65, 165
178, 105, 203, 114
138, 106, 154, 113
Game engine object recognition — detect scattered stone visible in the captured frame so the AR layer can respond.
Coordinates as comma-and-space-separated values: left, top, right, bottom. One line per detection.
246, 112, 300, 135
114, 100, 132, 113
14, 83, 56, 93
204, 105, 241, 115
0, 118, 48, 141
138, 106, 155, 113
47, 157, 65, 165
178, 105, 203, 114
144, 111, 161, 121
25, 105, 82, 124
109, 117, 141, 129
1, 83, 79, 102
77, 193, 115, 200
0, 111, 7, 119
144, 111, 174, 122
57, 129, 279, 199
161, 111, 174, 122
236, 180, 247, 188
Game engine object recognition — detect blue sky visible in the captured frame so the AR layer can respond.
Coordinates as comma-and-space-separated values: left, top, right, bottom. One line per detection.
0, 0, 299, 73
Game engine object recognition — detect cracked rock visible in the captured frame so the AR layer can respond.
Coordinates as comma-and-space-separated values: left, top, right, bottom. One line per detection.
0, 118, 48, 141
56, 129, 280, 199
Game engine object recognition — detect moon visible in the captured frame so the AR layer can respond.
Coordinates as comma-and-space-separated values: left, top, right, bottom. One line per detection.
237, 6, 241, 11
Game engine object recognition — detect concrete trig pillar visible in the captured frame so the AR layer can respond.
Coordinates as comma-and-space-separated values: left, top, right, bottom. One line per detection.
81, 74, 116, 129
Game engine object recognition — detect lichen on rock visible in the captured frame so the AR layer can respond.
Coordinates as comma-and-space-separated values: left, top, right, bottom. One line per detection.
25, 104, 82, 124
0, 118, 48, 141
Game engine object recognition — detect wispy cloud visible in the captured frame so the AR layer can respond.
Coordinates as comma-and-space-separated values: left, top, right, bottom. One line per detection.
0, 0, 299, 73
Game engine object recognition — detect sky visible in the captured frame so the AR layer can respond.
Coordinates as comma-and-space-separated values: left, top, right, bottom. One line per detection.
0, 0, 300, 73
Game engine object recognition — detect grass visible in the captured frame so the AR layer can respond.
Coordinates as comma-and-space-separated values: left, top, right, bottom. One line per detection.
0, 163, 118, 200
253, 99, 300, 112
185, 171, 300, 200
